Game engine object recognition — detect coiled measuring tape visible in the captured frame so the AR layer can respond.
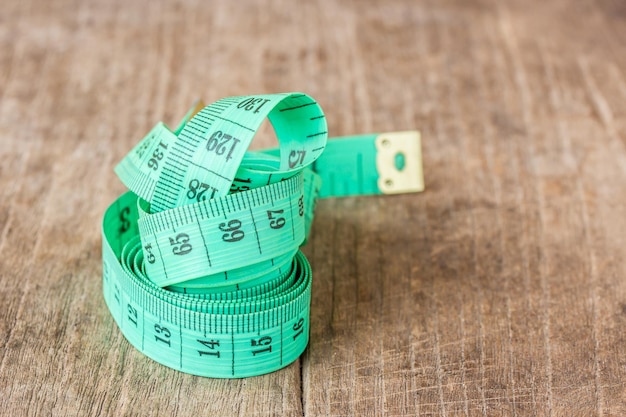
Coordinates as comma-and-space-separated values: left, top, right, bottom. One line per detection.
102, 92, 424, 378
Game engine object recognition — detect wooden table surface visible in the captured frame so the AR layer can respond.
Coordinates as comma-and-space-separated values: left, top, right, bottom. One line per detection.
1, 0, 625, 415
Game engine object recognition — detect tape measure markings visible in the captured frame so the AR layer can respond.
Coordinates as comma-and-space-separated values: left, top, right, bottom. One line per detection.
137, 174, 304, 288
142, 95, 326, 211
150, 97, 261, 210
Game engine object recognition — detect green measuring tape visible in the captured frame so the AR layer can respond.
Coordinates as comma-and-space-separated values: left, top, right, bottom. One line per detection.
102, 92, 424, 378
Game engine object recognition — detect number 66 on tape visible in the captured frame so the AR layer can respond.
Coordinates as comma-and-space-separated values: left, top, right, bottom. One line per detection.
102, 92, 424, 378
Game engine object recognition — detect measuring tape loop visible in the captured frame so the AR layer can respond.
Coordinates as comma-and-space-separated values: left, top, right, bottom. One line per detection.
116, 93, 327, 213
103, 92, 424, 378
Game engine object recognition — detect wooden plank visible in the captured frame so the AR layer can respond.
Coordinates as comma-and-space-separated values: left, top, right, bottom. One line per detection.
302, 0, 626, 416
0, 0, 625, 416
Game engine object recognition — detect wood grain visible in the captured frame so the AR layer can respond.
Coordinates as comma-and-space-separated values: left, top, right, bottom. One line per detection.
1, 0, 625, 415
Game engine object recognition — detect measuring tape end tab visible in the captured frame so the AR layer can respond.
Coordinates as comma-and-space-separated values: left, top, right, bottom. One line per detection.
375, 131, 424, 195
